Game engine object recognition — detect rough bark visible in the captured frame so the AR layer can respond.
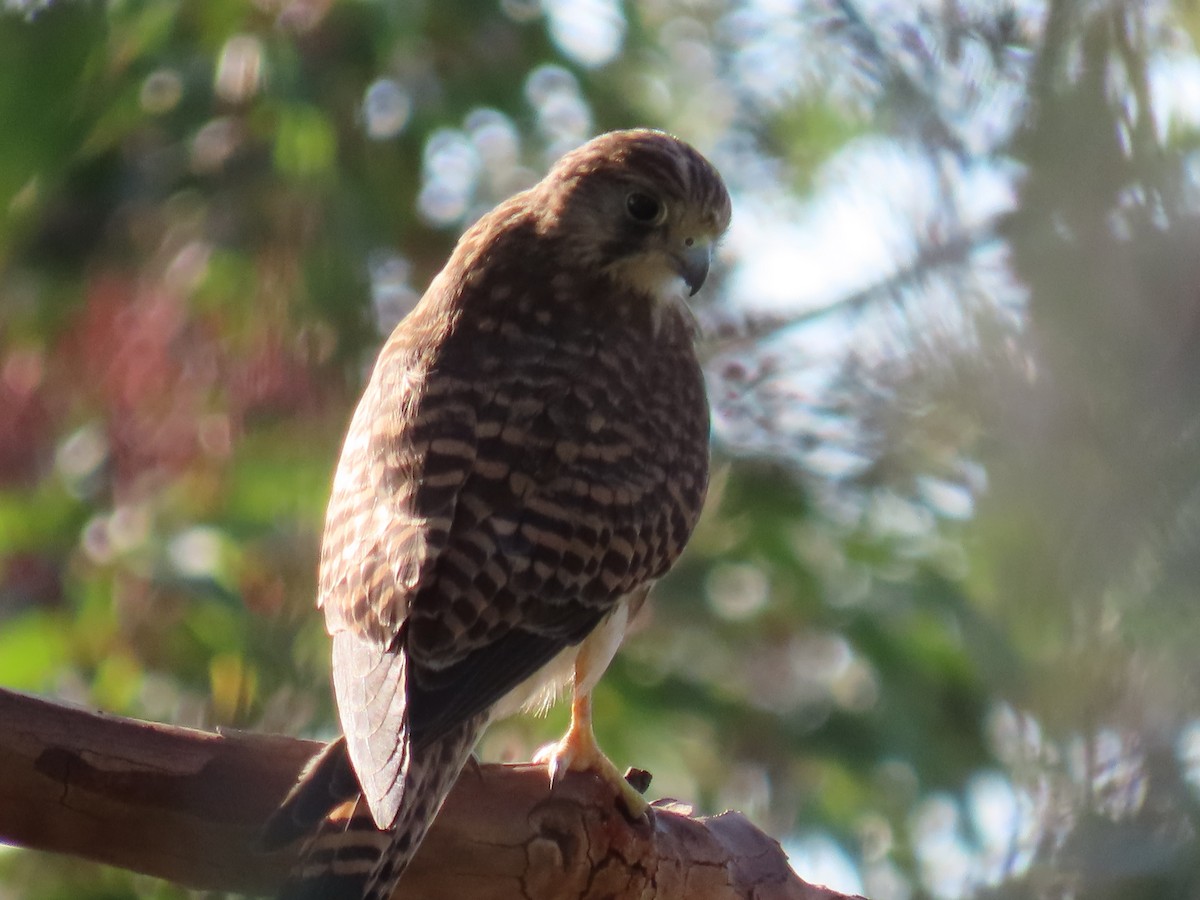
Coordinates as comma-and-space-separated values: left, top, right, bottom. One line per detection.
0, 687, 864, 899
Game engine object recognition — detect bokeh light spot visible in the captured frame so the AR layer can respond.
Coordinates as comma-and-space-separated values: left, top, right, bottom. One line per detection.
214, 33, 265, 104
140, 69, 183, 115
542, 0, 625, 68
363, 78, 412, 140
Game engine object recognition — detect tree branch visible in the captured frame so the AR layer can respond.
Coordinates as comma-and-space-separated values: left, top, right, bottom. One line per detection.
0, 687, 864, 899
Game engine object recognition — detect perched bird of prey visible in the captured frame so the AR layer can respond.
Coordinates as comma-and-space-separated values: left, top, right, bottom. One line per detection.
264, 129, 731, 899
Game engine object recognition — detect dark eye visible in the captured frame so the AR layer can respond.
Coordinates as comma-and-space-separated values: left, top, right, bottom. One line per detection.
625, 192, 663, 224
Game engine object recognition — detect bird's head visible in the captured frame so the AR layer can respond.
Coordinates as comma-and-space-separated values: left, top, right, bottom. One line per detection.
534, 129, 732, 305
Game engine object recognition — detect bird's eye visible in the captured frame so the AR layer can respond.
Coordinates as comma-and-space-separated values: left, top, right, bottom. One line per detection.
625, 192, 664, 224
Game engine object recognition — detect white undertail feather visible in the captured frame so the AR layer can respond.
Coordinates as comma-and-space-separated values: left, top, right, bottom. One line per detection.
496, 595, 637, 719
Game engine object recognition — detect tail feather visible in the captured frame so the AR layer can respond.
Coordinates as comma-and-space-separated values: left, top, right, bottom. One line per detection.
271, 714, 487, 900
276, 800, 389, 900
262, 736, 359, 851
362, 713, 487, 900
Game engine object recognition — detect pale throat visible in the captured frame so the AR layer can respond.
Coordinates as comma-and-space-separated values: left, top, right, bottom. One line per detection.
603, 251, 691, 320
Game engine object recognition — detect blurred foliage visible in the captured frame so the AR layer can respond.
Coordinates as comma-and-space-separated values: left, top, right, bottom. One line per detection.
4, 0, 1200, 898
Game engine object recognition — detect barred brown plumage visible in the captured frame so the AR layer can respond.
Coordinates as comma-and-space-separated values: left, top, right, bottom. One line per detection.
264, 129, 731, 900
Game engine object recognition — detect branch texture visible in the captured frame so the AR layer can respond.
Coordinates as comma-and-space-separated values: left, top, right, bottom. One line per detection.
0, 688, 863, 899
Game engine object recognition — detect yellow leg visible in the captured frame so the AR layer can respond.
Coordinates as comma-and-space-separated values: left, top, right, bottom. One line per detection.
533, 664, 649, 819
532, 614, 652, 816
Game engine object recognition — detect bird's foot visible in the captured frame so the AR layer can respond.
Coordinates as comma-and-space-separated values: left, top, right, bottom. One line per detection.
533, 726, 650, 820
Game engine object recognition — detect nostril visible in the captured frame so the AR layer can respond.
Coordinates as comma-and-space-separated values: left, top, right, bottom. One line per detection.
684, 237, 694, 247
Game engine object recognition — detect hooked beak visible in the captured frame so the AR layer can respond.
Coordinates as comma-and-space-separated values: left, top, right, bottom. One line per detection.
674, 240, 712, 296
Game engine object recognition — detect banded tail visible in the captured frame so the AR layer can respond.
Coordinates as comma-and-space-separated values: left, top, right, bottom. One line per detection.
264, 719, 485, 900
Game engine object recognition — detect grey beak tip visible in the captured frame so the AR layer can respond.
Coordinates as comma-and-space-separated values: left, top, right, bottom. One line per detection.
677, 242, 712, 297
